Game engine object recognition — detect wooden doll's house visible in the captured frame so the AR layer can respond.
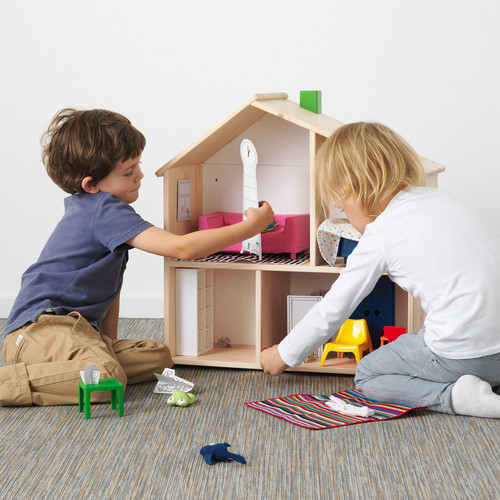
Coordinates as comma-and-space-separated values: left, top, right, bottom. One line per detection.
155, 92, 445, 374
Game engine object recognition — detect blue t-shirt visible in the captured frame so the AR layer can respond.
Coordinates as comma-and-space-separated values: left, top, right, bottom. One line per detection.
5, 192, 152, 336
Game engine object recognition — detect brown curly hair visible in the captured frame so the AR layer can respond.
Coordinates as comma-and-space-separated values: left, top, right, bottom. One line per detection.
41, 108, 146, 194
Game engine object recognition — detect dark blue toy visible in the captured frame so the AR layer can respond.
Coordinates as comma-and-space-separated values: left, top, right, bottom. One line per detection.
200, 443, 246, 465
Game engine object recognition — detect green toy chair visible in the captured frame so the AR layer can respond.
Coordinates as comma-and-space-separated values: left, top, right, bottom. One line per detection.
320, 319, 373, 365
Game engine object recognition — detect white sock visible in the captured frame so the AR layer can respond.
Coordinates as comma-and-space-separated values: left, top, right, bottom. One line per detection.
451, 374, 500, 418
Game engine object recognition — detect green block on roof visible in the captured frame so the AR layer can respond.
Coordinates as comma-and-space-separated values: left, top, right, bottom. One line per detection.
300, 90, 322, 114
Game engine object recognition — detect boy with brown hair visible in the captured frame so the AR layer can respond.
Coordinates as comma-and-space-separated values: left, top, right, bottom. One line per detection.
2, 108, 273, 406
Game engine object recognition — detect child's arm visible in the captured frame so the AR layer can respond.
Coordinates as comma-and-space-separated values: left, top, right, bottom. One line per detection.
100, 295, 120, 339
127, 202, 274, 260
275, 232, 387, 368
260, 345, 289, 375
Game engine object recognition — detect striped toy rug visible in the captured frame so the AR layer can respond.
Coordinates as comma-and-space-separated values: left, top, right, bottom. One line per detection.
245, 390, 419, 430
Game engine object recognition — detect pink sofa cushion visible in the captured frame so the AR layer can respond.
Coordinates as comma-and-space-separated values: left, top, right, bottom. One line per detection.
199, 212, 310, 256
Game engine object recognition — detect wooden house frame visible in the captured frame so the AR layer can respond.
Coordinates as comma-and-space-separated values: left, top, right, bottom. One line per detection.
156, 92, 445, 374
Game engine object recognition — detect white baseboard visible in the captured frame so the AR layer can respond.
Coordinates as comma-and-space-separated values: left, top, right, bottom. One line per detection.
0, 296, 164, 319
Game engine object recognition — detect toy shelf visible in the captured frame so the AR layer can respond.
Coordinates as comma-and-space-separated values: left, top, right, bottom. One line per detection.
173, 345, 259, 369
169, 262, 413, 375
156, 93, 444, 375
172, 347, 358, 374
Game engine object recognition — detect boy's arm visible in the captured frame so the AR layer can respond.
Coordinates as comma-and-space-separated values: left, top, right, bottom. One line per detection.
100, 295, 120, 339
127, 202, 274, 260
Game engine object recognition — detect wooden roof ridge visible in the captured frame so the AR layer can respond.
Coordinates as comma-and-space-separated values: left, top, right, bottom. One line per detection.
155, 92, 343, 176
155, 92, 446, 176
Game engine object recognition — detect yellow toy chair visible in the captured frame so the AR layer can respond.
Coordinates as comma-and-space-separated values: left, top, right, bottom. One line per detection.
320, 319, 374, 366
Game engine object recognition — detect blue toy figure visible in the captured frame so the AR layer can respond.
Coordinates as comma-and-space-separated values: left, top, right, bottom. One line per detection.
200, 443, 246, 465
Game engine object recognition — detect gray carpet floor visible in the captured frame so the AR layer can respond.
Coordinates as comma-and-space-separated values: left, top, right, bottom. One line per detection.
0, 318, 499, 500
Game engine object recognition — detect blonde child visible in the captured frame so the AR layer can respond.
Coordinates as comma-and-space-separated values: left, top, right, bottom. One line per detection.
261, 122, 500, 418
1, 108, 274, 406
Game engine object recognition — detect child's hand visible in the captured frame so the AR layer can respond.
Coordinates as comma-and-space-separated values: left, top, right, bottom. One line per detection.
244, 201, 274, 233
260, 344, 289, 375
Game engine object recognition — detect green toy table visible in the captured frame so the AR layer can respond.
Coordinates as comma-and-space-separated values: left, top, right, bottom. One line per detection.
78, 378, 124, 419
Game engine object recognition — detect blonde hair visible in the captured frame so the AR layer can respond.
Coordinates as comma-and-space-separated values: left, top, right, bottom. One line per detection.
316, 122, 426, 218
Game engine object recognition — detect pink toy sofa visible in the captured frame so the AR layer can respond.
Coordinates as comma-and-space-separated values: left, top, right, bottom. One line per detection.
199, 212, 310, 259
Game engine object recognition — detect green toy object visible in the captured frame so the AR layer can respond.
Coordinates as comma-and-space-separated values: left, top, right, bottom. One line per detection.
300, 90, 322, 114
78, 378, 124, 419
167, 390, 196, 407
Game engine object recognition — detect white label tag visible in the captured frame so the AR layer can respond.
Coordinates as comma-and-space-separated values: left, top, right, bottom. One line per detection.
16, 334, 24, 346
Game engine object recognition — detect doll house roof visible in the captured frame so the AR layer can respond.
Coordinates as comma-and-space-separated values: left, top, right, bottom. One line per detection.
155, 92, 445, 176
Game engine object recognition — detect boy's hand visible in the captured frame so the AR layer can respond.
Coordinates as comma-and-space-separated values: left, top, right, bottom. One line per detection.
244, 201, 274, 233
260, 344, 289, 375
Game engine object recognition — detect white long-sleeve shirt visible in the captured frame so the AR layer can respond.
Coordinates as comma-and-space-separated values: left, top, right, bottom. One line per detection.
279, 187, 500, 367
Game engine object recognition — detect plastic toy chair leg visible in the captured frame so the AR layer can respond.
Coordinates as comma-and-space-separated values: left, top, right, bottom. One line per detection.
112, 388, 124, 417
78, 385, 84, 413
84, 388, 91, 419
320, 345, 331, 367
352, 348, 363, 363
118, 390, 124, 417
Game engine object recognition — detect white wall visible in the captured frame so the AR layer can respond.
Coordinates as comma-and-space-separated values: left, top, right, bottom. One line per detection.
1, 0, 499, 318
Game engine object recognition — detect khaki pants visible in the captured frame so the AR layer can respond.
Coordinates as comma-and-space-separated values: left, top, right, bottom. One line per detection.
0, 312, 172, 406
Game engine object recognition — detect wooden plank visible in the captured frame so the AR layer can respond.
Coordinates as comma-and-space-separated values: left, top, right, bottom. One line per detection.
309, 132, 328, 266
252, 97, 344, 137
172, 344, 259, 368
421, 156, 447, 176
260, 271, 290, 349
172, 344, 357, 374
164, 257, 176, 350
290, 357, 357, 375
164, 164, 202, 234
163, 166, 201, 349
255, 271, 262, 352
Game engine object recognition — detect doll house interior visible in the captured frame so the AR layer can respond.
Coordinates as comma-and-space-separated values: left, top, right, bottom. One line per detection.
155, 92, 445, 374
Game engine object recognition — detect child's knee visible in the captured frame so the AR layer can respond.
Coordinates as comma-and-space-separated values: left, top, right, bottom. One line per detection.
354, 357, 371, 389
100, 360, 128, 388
154, 342, 173, 370
119, 340, 173, 385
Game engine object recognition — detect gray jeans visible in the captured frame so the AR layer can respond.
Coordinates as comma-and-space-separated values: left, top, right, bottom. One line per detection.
354, 329, 500, 413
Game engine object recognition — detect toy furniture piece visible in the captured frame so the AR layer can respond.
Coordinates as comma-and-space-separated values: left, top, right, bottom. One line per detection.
317, 218, 362, 265
380, 326, 406, 345
320, 319, 374, 366
300, 90, 322, 114
155, 92, 445, 375
199, 212, 310, 259
78, 378, 124, 419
